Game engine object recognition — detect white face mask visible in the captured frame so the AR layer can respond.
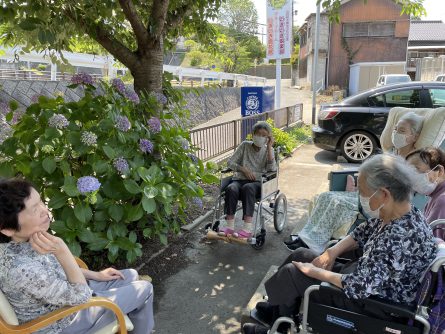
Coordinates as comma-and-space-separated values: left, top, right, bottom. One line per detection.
359, 189, 384, 219
252, 135, 267, 148
391, 131, 410, 149
413, 166, 439, 196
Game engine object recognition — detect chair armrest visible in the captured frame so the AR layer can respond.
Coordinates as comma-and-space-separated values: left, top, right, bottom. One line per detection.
75, 257, 89, 270
430, 219, 445, 229
220, 168, 233, 174
328, 169, 358, 191
3, 297, 128, 334
262, 171, 277, 181
319, 282, 345, 297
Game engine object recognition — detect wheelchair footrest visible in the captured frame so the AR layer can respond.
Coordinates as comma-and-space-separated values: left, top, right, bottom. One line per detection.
307, 302, 422, 334
206, 230, 249, 245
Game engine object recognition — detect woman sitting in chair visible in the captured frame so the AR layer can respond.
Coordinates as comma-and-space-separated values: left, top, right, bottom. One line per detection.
0, 178, 154, 334
243, 154, 437, 334
407, 147, 445, 239
286, 112, 424, 253
219, 121, 277, 239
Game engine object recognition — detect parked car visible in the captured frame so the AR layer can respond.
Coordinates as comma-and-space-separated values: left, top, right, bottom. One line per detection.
435, 74, 445, 82
376, 74, 412, 87
312, 81, 445, 163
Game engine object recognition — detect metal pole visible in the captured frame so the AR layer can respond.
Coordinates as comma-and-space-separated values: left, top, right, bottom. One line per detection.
276, 58, 281, 109
311, 2, 321, 124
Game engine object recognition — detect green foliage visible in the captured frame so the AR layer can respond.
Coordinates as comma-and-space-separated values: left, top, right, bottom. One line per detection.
218, 0, 259, 35
265, 119, 297, 156
0, 79, 216, 263
289, 125, 312, 145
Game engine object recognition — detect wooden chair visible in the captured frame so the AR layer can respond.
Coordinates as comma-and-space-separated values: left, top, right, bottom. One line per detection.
0, 257, 134, 334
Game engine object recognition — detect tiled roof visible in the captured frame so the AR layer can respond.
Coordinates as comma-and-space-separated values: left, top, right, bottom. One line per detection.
409, 20, 445, 42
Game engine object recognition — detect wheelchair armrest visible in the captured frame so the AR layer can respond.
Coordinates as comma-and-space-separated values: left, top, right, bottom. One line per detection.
328, 169, 359, 191
319, 282, 346, 298
262, 171, 277, 181
220, 168, 233, 173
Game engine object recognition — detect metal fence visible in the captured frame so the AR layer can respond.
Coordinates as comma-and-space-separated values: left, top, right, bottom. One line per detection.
190, 104, 303, 162
416, 56, 445, 81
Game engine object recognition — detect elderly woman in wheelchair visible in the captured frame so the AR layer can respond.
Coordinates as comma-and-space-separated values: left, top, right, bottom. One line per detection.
218, 121, 277, 239
243, 154, 437, 334
0, 178, 154, 334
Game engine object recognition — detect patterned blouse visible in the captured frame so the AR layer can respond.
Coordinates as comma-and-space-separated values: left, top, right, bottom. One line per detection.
227, 141, 277, 181
341, 206, 437, 304
0, 242, 92, 334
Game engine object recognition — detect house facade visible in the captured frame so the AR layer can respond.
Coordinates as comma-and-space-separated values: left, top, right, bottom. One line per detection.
298, 0, 410, 92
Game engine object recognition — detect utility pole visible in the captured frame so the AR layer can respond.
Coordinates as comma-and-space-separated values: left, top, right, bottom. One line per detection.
311, 2, 321, 125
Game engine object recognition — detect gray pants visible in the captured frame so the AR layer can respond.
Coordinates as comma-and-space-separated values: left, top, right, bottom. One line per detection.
61, 269, 154, 334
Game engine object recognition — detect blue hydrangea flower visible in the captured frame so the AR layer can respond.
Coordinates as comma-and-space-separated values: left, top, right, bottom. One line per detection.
192, 197, 203, 209
113, 157, 130, 174
179, 137, 189, 150
71, 73, 95, 85
111, 78, 126, 95
151, 92, 167, 105
188, 153, 199, 163
48, 114, 69, 129
148, 117, 161, 134
0, 101, 10, 116
77, 176, 101, 194
81, 131, 97, 146
139, 139, 154, 154
125, 88, 140, 104
0, 121, 12, 144
115, 116, 131, 132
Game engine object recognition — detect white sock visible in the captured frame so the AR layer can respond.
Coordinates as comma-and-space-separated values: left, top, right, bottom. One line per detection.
243, 221, 252, 232
226, 219, 235, 229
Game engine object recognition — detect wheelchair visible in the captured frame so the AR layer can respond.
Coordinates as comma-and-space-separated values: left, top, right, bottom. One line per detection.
205, 147, 287, 250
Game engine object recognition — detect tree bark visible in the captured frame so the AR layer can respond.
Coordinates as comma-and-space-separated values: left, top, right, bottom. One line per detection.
130, 39, 164, 94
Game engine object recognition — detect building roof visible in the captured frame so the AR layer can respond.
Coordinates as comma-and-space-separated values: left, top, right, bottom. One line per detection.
409, 20, 445, 42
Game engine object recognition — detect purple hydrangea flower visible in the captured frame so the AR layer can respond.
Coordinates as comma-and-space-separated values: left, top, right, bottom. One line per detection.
111, 78, 126, 95
77, 176, 101, 194
115, 116, 131, 132
188, 153, 199, 163
192, 197, 203, 209
125, 88, 140, 104
179, 138, 189, 150
0, 101, 10, 116
81, 131, 97, 146
71, 73, 95, 85
0, 121, 12, 144
48, 114, 69, 129
151, 92, 167, 105
139, 139, 154, 154
31, 94, 41, 103
147, 117, 161, 134
113, 157, 130, 174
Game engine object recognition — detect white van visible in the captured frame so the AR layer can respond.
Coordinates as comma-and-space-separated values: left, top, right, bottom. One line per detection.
376, 74, 412, 87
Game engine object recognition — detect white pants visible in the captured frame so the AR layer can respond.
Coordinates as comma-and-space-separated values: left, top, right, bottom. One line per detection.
61, 269, 154, 334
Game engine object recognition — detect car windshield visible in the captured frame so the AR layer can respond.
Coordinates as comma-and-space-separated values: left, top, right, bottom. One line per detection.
386, 76, 410, 84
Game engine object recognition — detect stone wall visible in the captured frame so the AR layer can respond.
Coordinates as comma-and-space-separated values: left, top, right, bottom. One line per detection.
0, 80, 240, 128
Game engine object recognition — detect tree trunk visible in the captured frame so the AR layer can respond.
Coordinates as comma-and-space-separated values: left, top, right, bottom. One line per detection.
130, 39, 164, 95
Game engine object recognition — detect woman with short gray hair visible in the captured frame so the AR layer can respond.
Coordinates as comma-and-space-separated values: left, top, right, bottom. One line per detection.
243, 153, 437, 334
390, 112, 424, 158
220, 121, 277, 239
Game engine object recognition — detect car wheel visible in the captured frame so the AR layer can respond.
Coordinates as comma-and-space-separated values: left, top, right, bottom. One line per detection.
340, 131, 377, 163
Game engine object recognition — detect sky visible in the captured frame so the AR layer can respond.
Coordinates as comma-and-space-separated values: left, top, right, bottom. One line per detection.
253, 0, 445, 27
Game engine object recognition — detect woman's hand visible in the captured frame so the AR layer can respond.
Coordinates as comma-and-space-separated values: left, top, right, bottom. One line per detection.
267, 135, 275, 148
311, 249, 336, 271
293, 261, 318, 277
92, 268, 125, 281
30, 231, 69, 256
240, 166, 256, 181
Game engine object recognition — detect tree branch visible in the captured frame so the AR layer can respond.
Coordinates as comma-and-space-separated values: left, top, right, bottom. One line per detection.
64, 6, 138, 69
166, 3, 194, 30
150, 0, 169, 38
118, 0, 149, 48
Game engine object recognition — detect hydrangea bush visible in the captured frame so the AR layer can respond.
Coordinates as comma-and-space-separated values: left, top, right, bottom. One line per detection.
0, 75, 217, 263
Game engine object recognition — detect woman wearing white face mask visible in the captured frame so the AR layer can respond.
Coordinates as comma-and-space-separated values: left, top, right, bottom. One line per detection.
243, 154, 437, 334
390, 112, 424, 158
219, 121, 277, 239
406, 147, 445, 239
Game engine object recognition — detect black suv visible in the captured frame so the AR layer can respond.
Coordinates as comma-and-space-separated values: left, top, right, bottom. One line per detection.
312, 81, 445, 163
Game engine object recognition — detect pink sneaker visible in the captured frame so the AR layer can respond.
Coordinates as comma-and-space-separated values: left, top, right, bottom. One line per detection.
218, 227, 234, 236
233, 229, 252, 239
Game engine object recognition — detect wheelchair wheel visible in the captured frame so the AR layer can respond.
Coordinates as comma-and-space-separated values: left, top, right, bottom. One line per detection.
212, 220, 220, 232
251, 229, 266, 250
273, 193, 287, 233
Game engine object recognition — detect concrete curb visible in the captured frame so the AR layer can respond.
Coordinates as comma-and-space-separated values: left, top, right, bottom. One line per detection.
180, 209, 215, 232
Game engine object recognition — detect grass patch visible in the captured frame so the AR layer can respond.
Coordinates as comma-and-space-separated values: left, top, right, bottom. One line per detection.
289, 125, 312, 146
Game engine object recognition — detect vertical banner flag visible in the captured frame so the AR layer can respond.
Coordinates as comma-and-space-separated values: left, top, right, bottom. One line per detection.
266, 0, 292, 59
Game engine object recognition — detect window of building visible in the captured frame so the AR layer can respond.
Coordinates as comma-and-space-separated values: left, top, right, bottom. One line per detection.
343, 22, 395, 38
